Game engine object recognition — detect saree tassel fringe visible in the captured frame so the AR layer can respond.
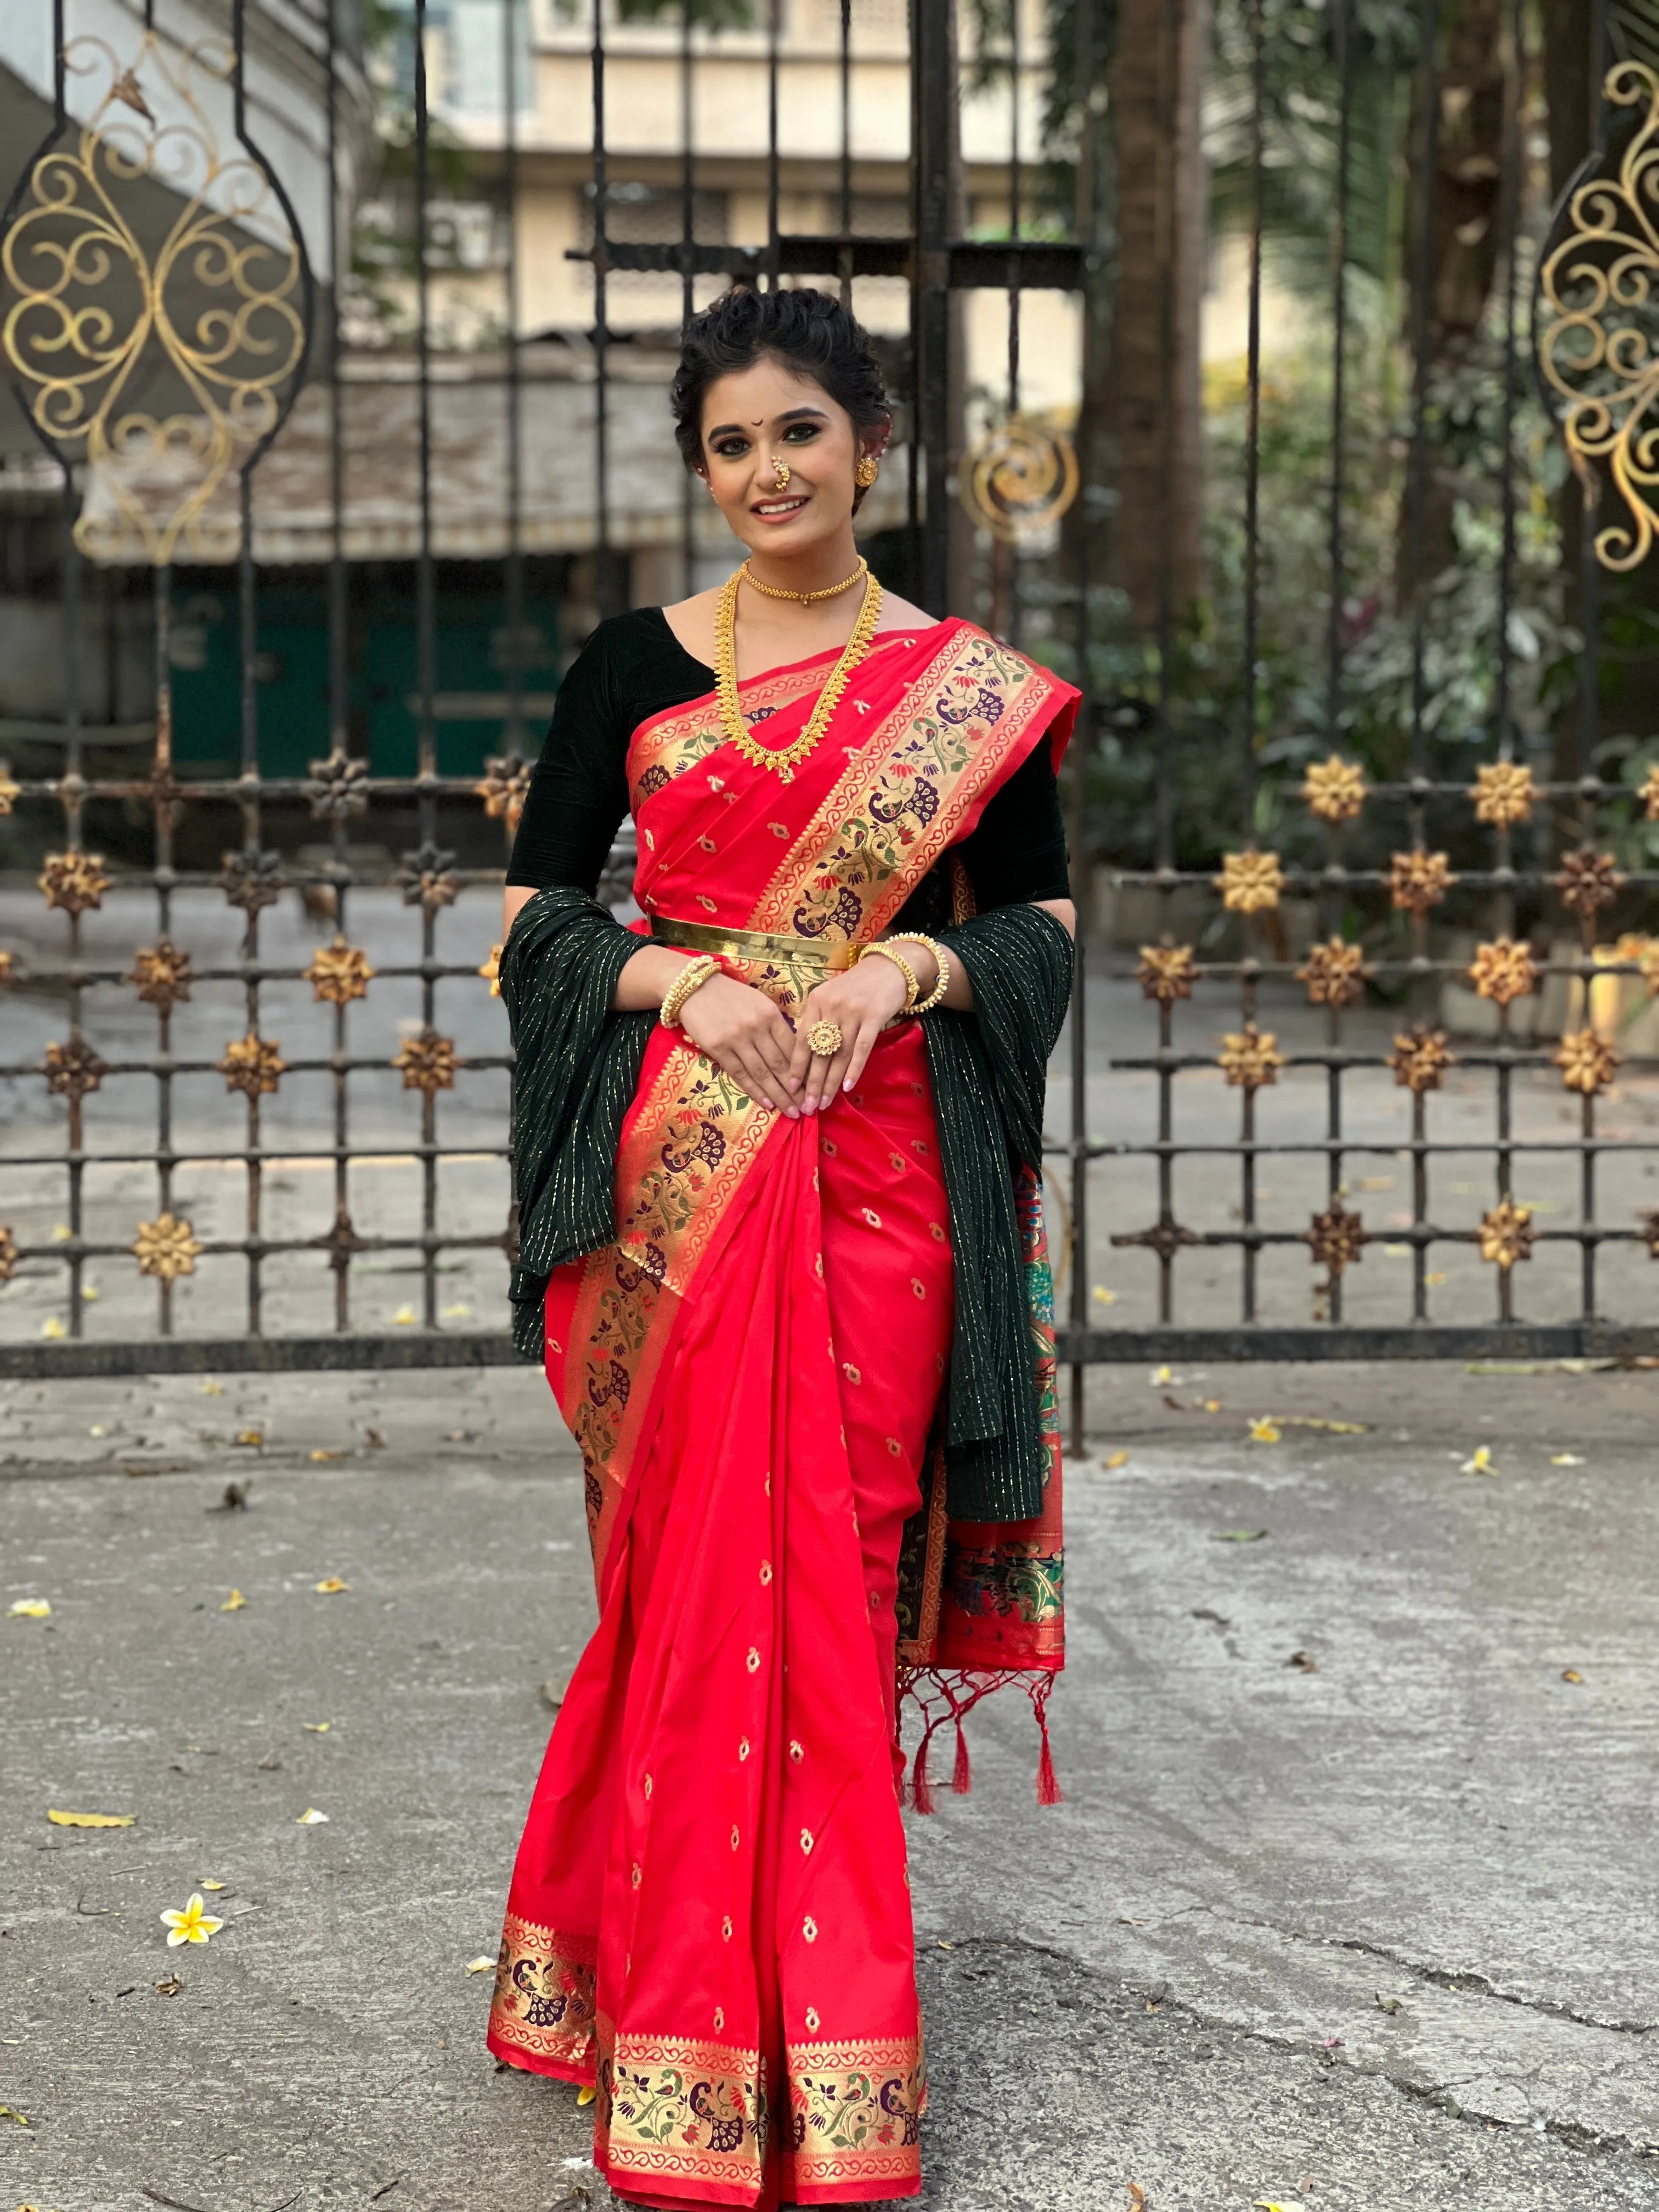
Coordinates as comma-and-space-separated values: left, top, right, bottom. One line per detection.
896, 1665, 1060, 1810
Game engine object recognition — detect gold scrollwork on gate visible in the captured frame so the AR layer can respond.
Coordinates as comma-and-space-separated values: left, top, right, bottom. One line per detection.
1, 31, 309, 565
960, 417, 1080, 543
1537, 61, 1659, 572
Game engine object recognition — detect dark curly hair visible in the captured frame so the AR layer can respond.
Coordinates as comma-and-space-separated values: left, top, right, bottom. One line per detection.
669, 286, 891, 501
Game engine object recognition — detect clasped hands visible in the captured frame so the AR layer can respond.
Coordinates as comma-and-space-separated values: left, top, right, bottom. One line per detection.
676, 952, 915, 1118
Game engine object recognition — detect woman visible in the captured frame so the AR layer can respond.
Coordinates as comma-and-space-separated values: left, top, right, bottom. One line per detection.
488, 285, 1076, 2209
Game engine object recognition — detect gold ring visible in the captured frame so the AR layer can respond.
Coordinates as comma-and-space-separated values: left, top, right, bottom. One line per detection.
808, 1019, 843, 1057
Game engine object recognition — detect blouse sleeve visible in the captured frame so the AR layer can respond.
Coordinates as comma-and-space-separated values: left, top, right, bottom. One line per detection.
505, 627, 631, 896
957, 740, 1071, 908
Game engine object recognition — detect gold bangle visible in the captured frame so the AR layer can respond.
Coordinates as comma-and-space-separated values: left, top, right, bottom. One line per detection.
885, 933, 950, 1014
856, 941, 920, 1012
660, 953, 719, 1029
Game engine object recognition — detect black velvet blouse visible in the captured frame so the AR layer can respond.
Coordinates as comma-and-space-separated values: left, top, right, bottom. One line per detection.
506, 608, 1071, 919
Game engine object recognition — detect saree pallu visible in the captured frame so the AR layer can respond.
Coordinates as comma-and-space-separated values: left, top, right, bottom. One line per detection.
489, 619, 1076, 2208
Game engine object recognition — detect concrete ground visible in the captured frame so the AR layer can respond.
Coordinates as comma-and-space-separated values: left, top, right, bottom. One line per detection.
5, 1357, 1659, 2212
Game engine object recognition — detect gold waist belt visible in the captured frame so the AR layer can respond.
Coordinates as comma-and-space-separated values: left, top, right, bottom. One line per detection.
651, 915, 859, 972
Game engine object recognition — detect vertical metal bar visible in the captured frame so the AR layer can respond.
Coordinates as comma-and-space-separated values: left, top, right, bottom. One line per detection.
1404, 0, 1441, 1325
766, 0, 781, 290
839, 0, 854, 306
1239, 0, 1265, 1324
1323, 0, 1353, 1322
591, 0, 613, 612
1240, 0, 1264, 839
151, 565, 175, 1336
415, 0, 439, 1331
326, 0, 354, 1333
681, 0, 697, 598
1067, 0, 1096, 1441
1575, 0, 1607, 815
1003, 0, 1022, 645
503, 0, 526, 761
913, 0, 954, 616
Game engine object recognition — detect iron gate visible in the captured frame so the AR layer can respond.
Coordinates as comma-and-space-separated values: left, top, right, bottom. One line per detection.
0, 0, 1655, 1432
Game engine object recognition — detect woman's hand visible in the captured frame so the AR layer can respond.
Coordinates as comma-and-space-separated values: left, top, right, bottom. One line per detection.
787, 955, 910, 1113
678, 972, 802, 1118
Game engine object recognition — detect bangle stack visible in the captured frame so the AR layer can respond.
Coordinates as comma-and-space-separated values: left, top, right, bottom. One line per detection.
660, 953, 720, 1028
857, 933, 951, 1015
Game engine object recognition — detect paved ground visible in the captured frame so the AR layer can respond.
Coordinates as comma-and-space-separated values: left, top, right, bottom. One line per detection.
5, 1357, 1659, 2211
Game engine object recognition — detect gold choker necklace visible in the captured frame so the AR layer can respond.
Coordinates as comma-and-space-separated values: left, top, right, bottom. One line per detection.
740, 557, 868, 607
714, 565, 883, 782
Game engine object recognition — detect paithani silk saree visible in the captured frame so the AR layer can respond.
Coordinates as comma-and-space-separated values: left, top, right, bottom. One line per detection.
489, 618, 1076, 2208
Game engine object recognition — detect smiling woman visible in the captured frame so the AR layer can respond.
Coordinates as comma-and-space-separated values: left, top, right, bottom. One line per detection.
487, 287, 1077, 2211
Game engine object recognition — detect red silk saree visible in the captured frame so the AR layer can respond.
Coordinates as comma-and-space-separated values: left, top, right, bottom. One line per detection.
489, 618, 1076, 2208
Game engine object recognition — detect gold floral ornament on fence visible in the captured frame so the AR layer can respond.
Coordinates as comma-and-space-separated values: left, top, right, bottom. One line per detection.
39, 851, 110, 916
479, 945, 504, 997
0, 31, 309, 565
393, 1029, 460, 1096
1389, 1025, 1454, 1094
1468, 937, 1539, 1008
1301, 755, 1367, 825
1555, 1029, 1620, 1096
305, 938, 374, 1006
1296, 939, 1367, 1008
1536, 61, 1659, 572
218, 1034, 285, 1097
1479, 1199, 1536, 1270
129, 941, 193, 1009
0, 1226, 18, 1284
1215, 851, 1284, 915
1307, 1201, 1366, 1284
959, 417, 1080, 543
43, 1037, 107, 1101
133, 1212, 202, 1280
1641, 764, 1659, 820
1388, 850, 1455, 917
1469, 761, 1537, 826
1218, 1023, 1285, 1093
1555, 847, 1621, 919
476, 756, 532, 833
0, 762, 19, 814
1137, 944, 1198, 1004
306, 754, 369, 821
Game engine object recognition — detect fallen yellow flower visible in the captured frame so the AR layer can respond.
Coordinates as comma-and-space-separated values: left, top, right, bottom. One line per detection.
393, 1305, 417, 1325
303, 1721, 331, 1733
200, 1880, 226, 1891
200, 1379, 224, 1395
234, 1430, 264, 1447
1249, 1418, 1282, 1443
465, 1955, 496, 1974
1103, 1449, 1130, 1469
296, 1807, 330, 1825
313, 1576, 351, 1594
47, 1809, 134, 1828
8, 1599, 50, 1618
161, 1894, 224, 1946
1092, 1285, 1118, 1305
1460, 1446, 1498, 1476
1562, 1668, 1584, 1684
309, 1448, 345, 1462
1, 2100, 32, 2124
577, 2084, 597, 2107
40, 1316, 66, 1340
1551, 1452, 1585, 1466
220, 1589, 247, 1611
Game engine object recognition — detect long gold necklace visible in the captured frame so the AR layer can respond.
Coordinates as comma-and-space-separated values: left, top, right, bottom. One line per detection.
714, 563, 884, 783
740, 556, 868, 606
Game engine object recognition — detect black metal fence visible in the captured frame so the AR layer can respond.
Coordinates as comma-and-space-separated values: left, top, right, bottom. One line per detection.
0, 0, 1654, 1409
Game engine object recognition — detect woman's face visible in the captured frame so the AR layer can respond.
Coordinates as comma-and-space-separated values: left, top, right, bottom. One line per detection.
697, 355, 880, 562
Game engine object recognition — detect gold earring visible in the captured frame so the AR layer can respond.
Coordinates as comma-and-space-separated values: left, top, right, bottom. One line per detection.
771, 455, 791, 492
855, 456, 879, 489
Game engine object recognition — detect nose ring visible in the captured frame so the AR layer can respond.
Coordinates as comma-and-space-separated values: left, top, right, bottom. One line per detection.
771, 455, 791, 493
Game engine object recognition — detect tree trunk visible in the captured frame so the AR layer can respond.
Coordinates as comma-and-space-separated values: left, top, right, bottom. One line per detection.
1394, 0, 1508, 607
1088, 0, 1208, 633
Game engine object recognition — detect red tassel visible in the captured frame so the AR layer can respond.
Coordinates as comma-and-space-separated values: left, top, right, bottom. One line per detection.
1034, 1688, 1063, 1806
951, 1719, 972, 1795
911, 1732, 937, 1815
